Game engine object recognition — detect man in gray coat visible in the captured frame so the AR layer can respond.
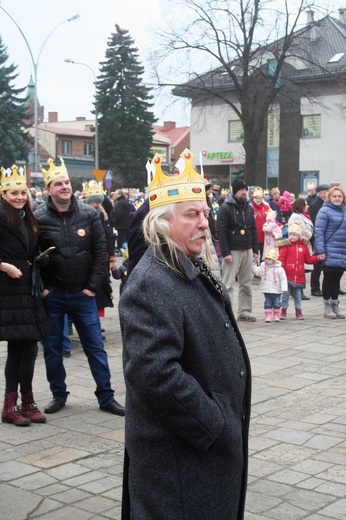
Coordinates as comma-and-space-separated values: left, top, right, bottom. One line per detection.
119, 150, 251, 519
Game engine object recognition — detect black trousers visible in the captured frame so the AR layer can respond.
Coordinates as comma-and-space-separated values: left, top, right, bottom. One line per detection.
310, 263, 322, 292
322, 270, 344, 300
4, 341, 38, 394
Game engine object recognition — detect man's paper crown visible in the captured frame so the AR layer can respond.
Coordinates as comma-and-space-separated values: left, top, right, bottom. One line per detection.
83, 180, 104, 198
147, 148, 205, 209
307, 182, 315, 190
265, 246, 279, 262
266, 208, 277, 220
221, 188, 229, 195
40, 157, 69, 186
252, 187, 263, 198
288, 222, 302, 235
0, 165, 27, 192
212, 184, 220, 191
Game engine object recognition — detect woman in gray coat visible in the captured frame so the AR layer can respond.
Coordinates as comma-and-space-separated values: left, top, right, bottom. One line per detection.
119, 199, 251, 520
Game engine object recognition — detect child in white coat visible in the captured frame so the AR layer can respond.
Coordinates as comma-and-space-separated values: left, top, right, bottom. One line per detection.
253, 246, 288, 322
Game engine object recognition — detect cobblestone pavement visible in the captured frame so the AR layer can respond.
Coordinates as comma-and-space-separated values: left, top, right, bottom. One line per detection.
0, 275, 345, 519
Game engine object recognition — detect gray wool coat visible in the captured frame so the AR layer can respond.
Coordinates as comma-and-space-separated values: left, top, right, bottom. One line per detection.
119, 247, 251, 520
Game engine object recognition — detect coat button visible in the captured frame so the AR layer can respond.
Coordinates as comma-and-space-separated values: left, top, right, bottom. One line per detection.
240, 369, 245, 377
224, 321, 230, 329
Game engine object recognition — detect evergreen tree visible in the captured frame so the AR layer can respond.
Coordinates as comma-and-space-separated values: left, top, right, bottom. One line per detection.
0, 37, 32, 167
97, 25, 156, 189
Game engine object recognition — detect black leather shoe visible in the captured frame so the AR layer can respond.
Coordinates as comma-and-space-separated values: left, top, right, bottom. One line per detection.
44, 399, 66, 414
100, 400, 125, 416
339, 289, 346, 296
311, 290, 323, 297
301, 292, 310, 300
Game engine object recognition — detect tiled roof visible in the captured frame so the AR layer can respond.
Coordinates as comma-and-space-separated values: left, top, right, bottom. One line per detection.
174, 14, 346, 96
37, 124, 94, 137
152, 125, 190, 147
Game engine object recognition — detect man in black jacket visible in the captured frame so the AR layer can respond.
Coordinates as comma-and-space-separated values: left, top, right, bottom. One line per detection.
35, 158, 124, 416
217, 179, 258, 322
308, 184, 329, 297
111, 189, 130, 250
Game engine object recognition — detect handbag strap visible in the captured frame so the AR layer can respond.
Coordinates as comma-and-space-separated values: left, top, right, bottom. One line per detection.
325, 207, 345, 244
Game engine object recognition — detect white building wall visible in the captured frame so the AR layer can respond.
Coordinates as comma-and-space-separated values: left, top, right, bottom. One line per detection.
300, 93, 346, 186
190, 98, 245, 168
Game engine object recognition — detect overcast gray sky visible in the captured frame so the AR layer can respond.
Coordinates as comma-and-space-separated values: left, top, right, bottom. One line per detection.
0, 0, 189, 125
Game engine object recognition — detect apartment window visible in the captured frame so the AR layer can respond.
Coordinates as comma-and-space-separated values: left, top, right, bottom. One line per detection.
301, 114, 321, 138
61, 141, 72, 155
84, 142, 94, 156
229, 120, 244, 142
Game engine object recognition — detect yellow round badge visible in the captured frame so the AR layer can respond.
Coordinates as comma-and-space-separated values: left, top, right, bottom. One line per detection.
78, 229, 86, 237
298, 247, 303, 252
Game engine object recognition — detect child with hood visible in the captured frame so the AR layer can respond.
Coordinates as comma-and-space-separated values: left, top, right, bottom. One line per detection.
277, 222, 325, 320
253, 246, 288, 323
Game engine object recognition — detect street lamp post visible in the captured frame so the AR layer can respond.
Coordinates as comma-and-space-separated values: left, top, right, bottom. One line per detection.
0, 5, 80, 174
64, 59, 99, 170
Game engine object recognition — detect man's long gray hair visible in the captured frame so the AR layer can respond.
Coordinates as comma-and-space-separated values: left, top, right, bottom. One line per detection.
143, 203, 214, 275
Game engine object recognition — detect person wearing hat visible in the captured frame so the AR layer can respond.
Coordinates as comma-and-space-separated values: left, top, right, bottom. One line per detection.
277, 222, 324, 320
35, 159, 125, 417
308, 184, 330, 296
217, 178, 259, 321
251, 187, 269, 259
0, 165, 49, 426
119, 150, 251, 519
268, 187, 283, 224
252, 246, 288, 322
306, 182, 317, 206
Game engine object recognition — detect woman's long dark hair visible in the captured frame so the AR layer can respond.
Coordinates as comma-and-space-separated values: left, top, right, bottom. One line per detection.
292, 197, 307, 214
0, 196, 38, 233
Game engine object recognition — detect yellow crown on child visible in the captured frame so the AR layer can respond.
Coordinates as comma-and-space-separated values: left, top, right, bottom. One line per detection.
83, 180, 104, 198
40, 158, 69, 186
0, 165, 27, 192
147, 148, 205, 209
265, 246, 279, 262
266, 208, 277, 220
288, 222, 302, 235
221, 188, 229, 195
263, 189, 269, 195
252, 187, 263, 198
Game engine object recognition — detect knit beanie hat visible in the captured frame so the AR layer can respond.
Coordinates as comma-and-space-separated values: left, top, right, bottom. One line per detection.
232, 179, 248, 195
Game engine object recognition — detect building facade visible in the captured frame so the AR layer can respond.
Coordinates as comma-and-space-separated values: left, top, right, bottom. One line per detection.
174, 11, 346, 193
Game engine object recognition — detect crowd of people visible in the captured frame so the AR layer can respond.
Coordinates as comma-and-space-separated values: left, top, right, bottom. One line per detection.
1, 150, 346, 518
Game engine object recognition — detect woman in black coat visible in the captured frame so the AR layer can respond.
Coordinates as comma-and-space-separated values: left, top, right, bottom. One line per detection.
0, 165, 49, 426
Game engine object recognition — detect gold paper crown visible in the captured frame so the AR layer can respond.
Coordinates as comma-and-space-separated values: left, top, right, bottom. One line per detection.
147, 148, 205, 209
40, 157, 69, 186
265, 246, 279, 262
263, 189, 269, 195
83, 180, 104, 198
266, 208, 277, 220
221, 188, 229, 195
212, 184, 220, 191
288, 222, 302, 235
133, 199, 144, 210
252, 187, 263, 198
0, 165, 27, 192
307, 182, 315, 189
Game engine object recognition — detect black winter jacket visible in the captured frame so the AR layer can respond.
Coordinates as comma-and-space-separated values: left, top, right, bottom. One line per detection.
217, 195, 258, 257
0, 204, 49, 341
35, 196, 106, 293
111, 196, 130, 231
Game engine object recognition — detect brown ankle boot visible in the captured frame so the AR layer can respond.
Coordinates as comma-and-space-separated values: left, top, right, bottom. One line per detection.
21, 391, 46, 423
2, 392, 31, 426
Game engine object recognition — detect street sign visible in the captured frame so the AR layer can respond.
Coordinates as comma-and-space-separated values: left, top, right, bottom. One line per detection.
105, 170, 112, 180
93, 169, 107, 182
104, 180, 112, 190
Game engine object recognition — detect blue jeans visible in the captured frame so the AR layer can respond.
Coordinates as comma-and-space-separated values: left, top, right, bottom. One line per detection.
264, 293, 281, 310
42, 290, 114, 406
62, 314, 72, 353
281, 285, 302, 309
